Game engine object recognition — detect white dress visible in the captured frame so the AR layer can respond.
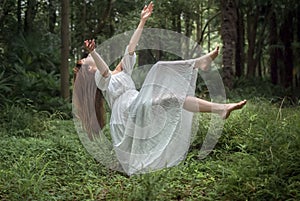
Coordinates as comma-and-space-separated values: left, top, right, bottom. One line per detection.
73, 47, 199, 175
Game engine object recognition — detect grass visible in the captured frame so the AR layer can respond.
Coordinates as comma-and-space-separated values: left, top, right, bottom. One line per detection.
0, 98, 299, 200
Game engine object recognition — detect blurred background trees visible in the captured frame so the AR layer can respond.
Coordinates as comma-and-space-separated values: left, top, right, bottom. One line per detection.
0, 0, 299, 115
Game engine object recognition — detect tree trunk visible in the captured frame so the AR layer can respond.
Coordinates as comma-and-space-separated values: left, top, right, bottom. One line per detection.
17, 0, 22, 32
297, 4, 300, 88
79, 0, 87, 45
24, 0, 37, 33
280, 11, 294, 89
93, 0, 113, 37
48, 0, 57, 33
207, 3, 211, 51
184, 12, 192, 59
235, 2, 245, 77
195, 5, 202, 46
60, 0, 70, 99
220, 0, 237, 89
246, 12, 258, 77
269, 11, 278, 85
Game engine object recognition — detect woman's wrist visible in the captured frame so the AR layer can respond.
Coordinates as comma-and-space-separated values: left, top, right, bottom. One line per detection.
138, 19, 146, 29
140, 18, 147, 24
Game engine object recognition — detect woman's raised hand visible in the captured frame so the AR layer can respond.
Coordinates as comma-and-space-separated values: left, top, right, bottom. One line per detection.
84, 39, 96, 53
141, 1, 154, 21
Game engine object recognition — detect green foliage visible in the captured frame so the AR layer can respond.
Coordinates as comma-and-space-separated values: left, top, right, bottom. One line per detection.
1, 32, 71, 116
0, 0, 299, 199
0, 96, 299, 200
0, 102, 50, 138
1, 0, 300, 118
0, 71, 13, 104
11, 33, 59, 72
229, 77, 299, 106
127, 172, 167, 201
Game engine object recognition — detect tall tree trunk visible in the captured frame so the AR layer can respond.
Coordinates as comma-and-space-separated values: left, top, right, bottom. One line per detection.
61, 0, 70, 99
207, 2, 211, 51
93, 0, 113, 37
81, 0, 87, 43
254, 6, 271, 78
17, 0, 22, 32
280, 11, 294, 89
184, 12, 192, 59
220, 0, 237, 89
269, 11, 278, 85
24, 0, 37, 33
48, 0, 57, 33
235, 1, 245, 77
195, 5, 202, 46
246, 12, 258, 77
297, 3, 300, 88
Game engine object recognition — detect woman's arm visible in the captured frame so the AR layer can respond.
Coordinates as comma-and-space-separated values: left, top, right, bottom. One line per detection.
127, 1, 154, 55
84, 39, 110, 77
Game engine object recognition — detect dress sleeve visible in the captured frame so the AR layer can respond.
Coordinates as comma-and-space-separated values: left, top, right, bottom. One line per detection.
90, 50, 110, 77
95, 69, 111, 91
122, 46, 137, 75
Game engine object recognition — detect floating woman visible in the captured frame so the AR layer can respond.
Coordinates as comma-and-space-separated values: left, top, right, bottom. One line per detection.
73, 2, 247, 175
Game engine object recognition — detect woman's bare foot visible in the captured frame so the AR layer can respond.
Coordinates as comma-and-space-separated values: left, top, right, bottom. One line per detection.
219, 100, 247, 119
209, 46, 219, 61
194, 46, 220, 71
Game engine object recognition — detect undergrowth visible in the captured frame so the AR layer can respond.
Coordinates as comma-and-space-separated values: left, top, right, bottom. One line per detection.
0, 96, 299, 200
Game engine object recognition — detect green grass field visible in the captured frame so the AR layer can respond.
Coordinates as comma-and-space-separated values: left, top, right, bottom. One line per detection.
0, 98, 299, 200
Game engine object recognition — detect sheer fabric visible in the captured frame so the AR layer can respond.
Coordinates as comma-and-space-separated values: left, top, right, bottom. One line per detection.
73, 47, 200, 175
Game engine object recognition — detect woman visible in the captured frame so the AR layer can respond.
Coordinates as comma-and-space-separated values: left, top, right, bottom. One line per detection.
73, 2, 246, 175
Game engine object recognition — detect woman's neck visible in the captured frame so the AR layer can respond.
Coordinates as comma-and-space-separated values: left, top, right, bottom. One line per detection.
112, 62, 123, 75
112, 69, 122, 75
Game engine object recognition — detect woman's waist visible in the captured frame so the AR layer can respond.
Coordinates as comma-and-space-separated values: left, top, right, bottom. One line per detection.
112, 89, 138, 107
110, 89, 138, 124
118, 88, 138, 98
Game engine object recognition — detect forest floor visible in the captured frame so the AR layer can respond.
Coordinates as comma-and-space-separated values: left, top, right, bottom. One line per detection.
0, 97, 299, 200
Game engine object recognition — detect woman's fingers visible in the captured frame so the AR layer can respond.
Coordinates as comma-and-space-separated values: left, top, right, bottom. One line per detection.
143, 5, 147, 11
84, 40, 88, 47
149, 2, 153, 10
142, 2, 153, 14
84, 39, 95, 52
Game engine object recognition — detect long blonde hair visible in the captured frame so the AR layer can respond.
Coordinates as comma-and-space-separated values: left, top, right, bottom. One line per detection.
73, 59, 106, 130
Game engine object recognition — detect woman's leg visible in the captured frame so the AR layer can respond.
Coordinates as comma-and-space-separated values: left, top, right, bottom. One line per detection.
183, 96, 247, 119
194, 46, 219, 71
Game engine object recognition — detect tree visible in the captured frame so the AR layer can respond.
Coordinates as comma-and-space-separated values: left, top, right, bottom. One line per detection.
269, 10, 279, 85
235, 0, 245, 77
279, 9, 294, 89
245, 3, 258, 77
48, 0, 57, 33
220, 0, 237, 89
296, 2, 300, 88
24, 0, 38, 33
61, 0, 70, 99
269, 0, 297, 89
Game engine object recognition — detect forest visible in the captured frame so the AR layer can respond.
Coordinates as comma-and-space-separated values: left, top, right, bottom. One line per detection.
0, 0, 300, 200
